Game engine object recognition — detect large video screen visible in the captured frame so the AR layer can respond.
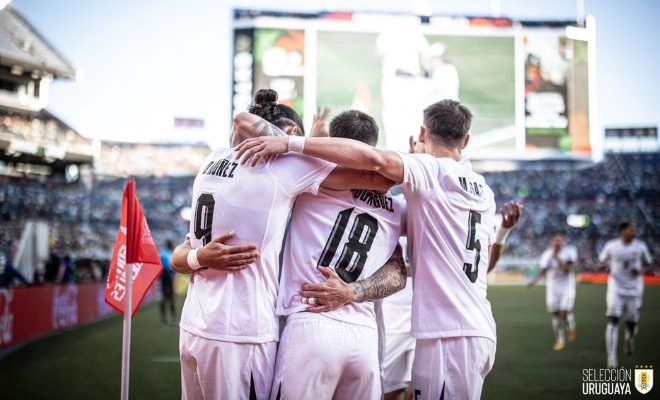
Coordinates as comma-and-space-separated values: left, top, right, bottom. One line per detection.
232, 12, 594, 159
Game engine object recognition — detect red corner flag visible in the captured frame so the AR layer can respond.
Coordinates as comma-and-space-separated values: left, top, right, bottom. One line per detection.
105, 179, 163, 317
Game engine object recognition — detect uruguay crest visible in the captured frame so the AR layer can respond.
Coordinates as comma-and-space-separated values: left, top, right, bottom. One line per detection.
635, 366, 653, 395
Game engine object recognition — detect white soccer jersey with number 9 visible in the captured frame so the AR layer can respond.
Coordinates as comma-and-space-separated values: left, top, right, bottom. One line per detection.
398, 153, 497, 342
276, 188, 405, 328
180, 148, 335, 343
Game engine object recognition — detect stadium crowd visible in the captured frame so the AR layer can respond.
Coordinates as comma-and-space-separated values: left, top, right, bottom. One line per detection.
0, 152, 657, 287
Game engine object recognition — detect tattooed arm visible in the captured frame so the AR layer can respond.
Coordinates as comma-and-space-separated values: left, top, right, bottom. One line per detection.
300, 245, 407, 313
231, 112, 286, 146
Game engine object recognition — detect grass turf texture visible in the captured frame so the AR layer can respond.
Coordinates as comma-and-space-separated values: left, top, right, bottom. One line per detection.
1, 285, 659, 399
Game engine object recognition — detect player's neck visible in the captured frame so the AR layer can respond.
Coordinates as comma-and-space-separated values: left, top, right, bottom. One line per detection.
620, 237, 633, 245
426, 143, 462, 161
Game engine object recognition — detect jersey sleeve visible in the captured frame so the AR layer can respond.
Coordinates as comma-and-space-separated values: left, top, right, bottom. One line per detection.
641, 242, 652, 265
268, 152, 336, 197
399, 153, 439, 191
599, 241, 612, 263
539, 249, 552, 270
567, 246, 578, 263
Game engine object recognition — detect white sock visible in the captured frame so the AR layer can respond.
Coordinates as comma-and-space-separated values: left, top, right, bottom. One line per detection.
567, 312, 576, 331
606, 323, 618, 359
552, 317, 565, 343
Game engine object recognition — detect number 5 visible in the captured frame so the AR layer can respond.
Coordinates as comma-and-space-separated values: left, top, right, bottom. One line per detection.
463, 210, 481, 283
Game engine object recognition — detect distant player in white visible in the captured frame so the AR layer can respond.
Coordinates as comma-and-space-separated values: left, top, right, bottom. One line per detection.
529, 233, 578, 351
268, 110, 406, 399
170, 89, 392, 399
236, 99, 506, 400
599, 222, 653, 368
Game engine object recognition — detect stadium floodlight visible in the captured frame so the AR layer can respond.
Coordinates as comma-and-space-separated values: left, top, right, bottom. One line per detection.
567, 214, 591, 228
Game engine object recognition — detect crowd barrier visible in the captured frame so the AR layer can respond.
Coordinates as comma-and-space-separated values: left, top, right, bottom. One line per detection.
576, 272, 660, 285
0, 283, 159, 349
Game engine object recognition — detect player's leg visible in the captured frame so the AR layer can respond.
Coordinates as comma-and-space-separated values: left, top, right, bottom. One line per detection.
552, 310, 567, 350
383, 333, 415, 400
547, 289, 564, 349
411, 338, 446, 400
566, 284, 577, 342
333, 323, 381, 400
623, 296, 641, 356
270, 313, 343, 399
416, 337, 496, 400
605, 288, 623, 368
180, 329, 276, 399
179, 330, 204, 400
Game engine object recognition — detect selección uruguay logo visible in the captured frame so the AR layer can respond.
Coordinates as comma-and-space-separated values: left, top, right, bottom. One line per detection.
635, 366, 653, 395
582, 366, 653, 395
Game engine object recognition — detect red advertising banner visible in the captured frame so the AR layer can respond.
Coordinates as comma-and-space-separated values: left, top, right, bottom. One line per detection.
0, 283, 159, 349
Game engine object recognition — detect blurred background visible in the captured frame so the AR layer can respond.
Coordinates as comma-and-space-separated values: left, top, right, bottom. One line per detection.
0, 0, 658, 399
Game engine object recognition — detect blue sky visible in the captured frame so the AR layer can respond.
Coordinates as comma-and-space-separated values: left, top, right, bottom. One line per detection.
10, 0, 660, 148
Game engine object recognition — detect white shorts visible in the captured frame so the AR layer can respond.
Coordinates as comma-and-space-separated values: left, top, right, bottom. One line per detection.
383, 333, 416, 394
606, 292, 642, 323
412, 337, 496, 400
179, 329, 277, 400
271, 313, 381, 400
546, 288, 575, 313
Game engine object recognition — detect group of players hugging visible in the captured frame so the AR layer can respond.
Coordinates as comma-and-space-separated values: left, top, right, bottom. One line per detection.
167, 88, 651, 400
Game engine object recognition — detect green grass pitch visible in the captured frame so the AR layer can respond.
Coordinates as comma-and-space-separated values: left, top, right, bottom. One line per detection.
1, 284, 658, 399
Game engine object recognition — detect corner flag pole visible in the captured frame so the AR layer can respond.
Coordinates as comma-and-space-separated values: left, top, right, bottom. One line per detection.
120, 262, 133, 400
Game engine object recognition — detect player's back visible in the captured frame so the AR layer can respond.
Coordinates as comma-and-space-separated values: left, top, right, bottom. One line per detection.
399, 154, 496, 342
180, 147, 334, 343
277, 187, 405, 328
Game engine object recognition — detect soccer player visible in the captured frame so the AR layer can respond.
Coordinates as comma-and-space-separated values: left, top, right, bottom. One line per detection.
599, 222, 653, 368
170, 90, 394, 399
236, 99, 502, 400
529, 233, 578, 351
270, 110, 406, 399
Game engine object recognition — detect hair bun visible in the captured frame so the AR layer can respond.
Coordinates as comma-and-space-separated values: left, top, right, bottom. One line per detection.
254, 88, 278, 105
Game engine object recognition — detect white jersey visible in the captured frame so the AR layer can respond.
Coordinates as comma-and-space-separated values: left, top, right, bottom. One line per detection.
276, 188, 405, 329
539, 245, 578, 294
180, 148, 335, 343
398, 153, 497, 342
599, 239, 652, 297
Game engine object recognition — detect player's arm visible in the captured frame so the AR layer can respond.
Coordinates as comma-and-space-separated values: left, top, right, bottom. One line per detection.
300, 245, 406, 313
528, 267, 547, 287
235, 135, 405, 184
170, 232, 259, 274
487, 201, 523, 273
320, 167, 395, 192
596, 243, 611, 270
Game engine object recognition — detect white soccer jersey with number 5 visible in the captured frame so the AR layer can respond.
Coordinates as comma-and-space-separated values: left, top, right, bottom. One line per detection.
276, 188, 406, 329
180, 148, 335, 343
398, 153, 497, 342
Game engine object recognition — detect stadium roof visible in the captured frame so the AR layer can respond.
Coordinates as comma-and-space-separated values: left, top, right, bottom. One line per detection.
0, 4, 76, 78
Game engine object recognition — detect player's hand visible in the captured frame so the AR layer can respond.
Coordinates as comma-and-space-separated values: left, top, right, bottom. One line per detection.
501, 200, 523, 229
235, 136, 289, 167
300, 266, 354, 313
310, 107, 330, 138
197, 232, 258, 271
630, 268, 641, 277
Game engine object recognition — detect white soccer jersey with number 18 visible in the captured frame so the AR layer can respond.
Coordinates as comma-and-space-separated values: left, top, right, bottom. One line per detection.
276, 187, 405, 329
599, 239, 652, 297
398, 153, 497, 342
180, 148, 335, 343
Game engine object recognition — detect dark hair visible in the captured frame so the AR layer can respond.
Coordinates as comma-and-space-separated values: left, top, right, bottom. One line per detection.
248, 89, 305, 134
619, 222, 633, 232
423, 99, 472, 147
165, 240, 174, 250
329, 110, 378, 145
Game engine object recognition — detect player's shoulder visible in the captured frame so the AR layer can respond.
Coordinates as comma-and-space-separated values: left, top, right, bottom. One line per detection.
632, 239, 649, 249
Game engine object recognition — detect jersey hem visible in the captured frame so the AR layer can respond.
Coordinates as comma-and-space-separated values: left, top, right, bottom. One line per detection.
411, 329, 496, 344
179, 323, 279, 344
